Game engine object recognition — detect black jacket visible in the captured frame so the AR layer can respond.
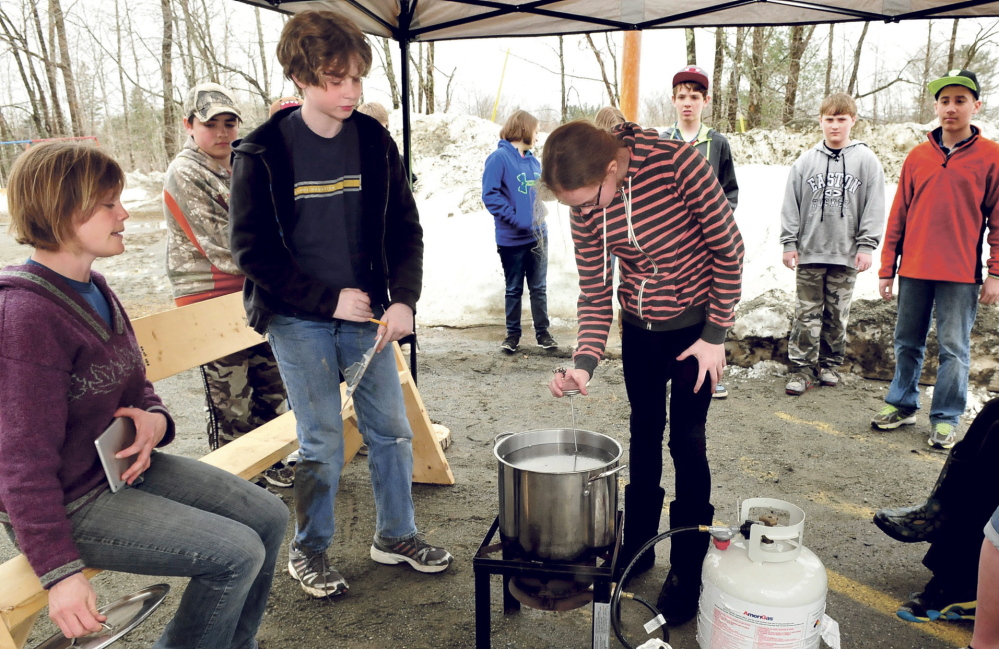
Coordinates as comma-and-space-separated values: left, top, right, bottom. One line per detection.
229, 109, 423, 333
662, 124, 739, 211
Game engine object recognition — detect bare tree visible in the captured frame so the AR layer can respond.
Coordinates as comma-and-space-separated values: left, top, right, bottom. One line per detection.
559, 35, 567, 123
712, 28, 725, 127
747, 26, 765, 128
726, 26, 745, 129
424, 42, 435, 114
584, 33, 617, 106
947, 19, 958, 70
113, 0, 132, 166
784, 25, 815, 124
49, 0, 82, 135
29, 0, 63, 135
959, 19, 999, 69
824, 24, 834, 97
161, 0, 178, 160
847, 22, 869, 96
685, 28, 696, 65
919, 22, 934, 122
0, 7, 49, 136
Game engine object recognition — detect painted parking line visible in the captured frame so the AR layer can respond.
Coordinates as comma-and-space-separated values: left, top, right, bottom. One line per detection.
771, 410, 971, 647
826, 570, 972, 647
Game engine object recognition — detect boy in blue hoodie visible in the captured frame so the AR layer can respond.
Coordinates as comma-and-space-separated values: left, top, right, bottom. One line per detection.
780, 92, 886, 396
482, 109, 555, 354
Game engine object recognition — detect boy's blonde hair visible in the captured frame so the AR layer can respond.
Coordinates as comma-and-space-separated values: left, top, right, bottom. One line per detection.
7, 142, 124, 252
357, 101, 389, 127
277, 11, 372, 88
499, 110, 539, 146
819, 92, 857, 118
672, 81, 707, 97
593, 106, 626, 131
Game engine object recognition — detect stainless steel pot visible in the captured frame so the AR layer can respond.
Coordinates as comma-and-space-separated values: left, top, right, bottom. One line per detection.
494, 428, 625, 561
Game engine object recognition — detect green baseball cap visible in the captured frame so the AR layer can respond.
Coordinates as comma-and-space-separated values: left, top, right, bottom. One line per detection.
928, 69, 980, 99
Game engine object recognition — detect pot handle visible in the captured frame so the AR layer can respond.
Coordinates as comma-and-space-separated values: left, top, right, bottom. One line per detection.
493, 432, 516, 446
587, 464, 628, 483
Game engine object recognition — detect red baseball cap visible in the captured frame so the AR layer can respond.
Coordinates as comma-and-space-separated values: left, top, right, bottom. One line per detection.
672, 65, 710, 91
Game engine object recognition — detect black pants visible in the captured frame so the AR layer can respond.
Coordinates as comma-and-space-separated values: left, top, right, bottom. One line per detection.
923, 397, 999, 588
622, 320, 714, 509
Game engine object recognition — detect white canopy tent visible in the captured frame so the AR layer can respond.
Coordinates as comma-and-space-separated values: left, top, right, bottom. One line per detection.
235, 1, 999, 40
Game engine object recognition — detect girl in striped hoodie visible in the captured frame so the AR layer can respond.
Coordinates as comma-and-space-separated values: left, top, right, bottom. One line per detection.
543, 119, 744, 626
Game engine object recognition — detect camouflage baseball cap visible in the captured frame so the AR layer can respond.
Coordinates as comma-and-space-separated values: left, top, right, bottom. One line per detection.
184, 83, 242, 122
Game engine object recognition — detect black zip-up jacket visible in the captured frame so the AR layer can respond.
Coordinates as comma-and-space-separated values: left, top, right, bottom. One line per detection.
229, 109, 423, 333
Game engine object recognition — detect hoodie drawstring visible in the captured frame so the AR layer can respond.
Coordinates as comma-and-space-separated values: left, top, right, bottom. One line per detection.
820, 147, 848, 221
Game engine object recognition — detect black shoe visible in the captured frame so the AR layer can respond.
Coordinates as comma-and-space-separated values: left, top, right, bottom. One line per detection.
656, 568, 701, 626
536, 332, 558, 350
874, 498, 945, 543
501, 335, 519, 354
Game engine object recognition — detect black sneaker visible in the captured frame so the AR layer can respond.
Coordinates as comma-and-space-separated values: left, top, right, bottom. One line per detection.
288, 542, 349, 598
536, 332, 558, 349
370, 534, 453, 573
501, 335, 519, 354
897, 578, 976, 622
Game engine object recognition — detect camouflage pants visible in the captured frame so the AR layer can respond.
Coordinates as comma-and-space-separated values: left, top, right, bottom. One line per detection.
788, 264, 858, 372
202, 342, 288, 449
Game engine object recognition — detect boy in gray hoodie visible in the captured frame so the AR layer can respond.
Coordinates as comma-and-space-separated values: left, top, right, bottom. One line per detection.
780, 93, 886, 395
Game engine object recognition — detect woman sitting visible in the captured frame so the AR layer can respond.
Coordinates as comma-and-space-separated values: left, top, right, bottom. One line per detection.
0, 142, 288, 648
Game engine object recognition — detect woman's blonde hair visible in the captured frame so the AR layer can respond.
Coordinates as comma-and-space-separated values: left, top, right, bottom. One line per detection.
541, 120, 622, 192
499, 110, 539, 146
593, 106, 626, 132
7, 142, 124, 251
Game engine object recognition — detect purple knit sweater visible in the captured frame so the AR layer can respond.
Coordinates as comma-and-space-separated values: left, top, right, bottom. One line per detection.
0, 264, 175, 587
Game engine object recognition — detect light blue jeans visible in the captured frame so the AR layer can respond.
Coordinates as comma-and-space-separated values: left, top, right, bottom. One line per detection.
267, 316, 417, 552
885, 276, 980, 426
69, 453, 288, 649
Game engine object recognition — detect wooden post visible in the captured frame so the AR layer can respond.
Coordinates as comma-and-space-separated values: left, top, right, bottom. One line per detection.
620, 31, 642, 122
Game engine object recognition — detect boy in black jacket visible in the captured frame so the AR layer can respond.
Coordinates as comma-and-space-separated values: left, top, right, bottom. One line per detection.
229, 10, 452, 599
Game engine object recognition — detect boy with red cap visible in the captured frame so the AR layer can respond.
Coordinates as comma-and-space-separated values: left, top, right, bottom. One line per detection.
663, 64, 739, 399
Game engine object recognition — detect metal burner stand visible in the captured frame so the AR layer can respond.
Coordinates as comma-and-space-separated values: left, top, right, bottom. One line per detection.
472, 513, 622, 649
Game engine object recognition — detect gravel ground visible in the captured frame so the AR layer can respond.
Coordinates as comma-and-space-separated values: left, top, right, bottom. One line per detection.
0, 214, 973, 649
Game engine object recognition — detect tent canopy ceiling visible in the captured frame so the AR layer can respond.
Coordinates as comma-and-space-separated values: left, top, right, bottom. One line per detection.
235, 0, 999, 41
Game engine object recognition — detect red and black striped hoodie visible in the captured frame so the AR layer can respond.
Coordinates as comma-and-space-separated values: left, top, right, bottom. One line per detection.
571, 123, 744, 377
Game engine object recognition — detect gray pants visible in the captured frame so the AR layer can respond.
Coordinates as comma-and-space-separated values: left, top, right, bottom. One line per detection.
788, 263, 858, 372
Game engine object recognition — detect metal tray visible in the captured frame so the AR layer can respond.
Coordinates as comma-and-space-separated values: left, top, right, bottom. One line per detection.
34, 583, 170, 649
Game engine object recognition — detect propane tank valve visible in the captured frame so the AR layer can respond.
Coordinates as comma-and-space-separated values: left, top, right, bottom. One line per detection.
706, 525, 740, 550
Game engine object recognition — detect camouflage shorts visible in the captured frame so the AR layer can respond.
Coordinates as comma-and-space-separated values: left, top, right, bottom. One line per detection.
788, 264, 858, 371
202, 342, 288, 449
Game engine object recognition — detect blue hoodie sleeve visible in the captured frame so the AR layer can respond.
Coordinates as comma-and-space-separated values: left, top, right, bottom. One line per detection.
481, 150, 520, 227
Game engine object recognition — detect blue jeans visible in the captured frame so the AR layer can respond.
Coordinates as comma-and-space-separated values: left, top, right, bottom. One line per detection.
886, 276, 979, 426
497, 239, 550, 340
69, 453, 287, 649
267, 316, 417, 552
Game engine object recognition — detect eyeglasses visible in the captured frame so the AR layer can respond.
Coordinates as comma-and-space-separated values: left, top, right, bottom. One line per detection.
559, 183, 602, 209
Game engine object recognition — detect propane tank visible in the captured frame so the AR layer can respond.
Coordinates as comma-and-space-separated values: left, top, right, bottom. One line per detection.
697, 498, 828, 649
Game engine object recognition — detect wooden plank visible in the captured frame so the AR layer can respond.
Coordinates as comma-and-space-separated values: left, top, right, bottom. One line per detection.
393, 343, 455, 485
198, 413, 298, 481
131, 293, 265, 382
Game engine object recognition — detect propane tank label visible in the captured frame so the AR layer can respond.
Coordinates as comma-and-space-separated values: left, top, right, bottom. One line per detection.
697, 581, 826, 649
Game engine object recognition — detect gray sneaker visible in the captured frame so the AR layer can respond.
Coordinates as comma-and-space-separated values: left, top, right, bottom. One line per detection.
288, 542, 349, 598
785, 372, 814, 396
818, 368, 840, 386
871, 405, 917, 430
370, 534, 453, 573
928, 422, 958, 449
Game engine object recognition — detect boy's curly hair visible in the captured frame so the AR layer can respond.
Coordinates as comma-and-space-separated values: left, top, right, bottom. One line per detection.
277, 11, 372, 87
